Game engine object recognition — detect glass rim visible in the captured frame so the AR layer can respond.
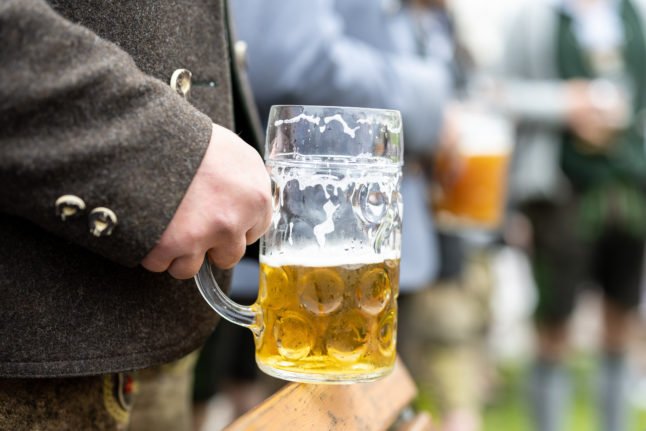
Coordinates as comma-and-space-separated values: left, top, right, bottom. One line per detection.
266, 105, 403, 166
269, 104, 402, 117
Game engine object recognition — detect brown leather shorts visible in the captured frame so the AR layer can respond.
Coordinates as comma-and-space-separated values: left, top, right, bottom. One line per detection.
0, 352, 198, 431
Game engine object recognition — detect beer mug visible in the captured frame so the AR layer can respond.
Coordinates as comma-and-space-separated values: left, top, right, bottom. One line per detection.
195, 105, 403, 383
431, 105, 512, 231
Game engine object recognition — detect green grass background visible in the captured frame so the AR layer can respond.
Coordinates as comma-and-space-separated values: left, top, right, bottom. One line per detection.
416, 356, 646, 430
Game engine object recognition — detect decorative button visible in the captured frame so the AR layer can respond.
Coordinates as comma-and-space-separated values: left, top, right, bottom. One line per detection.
170, 68, 192, 100
88, 207, 118, 237
234, 40, 248, 70
55, 195, 86, 221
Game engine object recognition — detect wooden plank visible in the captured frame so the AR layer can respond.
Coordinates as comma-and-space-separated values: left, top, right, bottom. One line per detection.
225, 358, 417, 431
396, 412, 434, 431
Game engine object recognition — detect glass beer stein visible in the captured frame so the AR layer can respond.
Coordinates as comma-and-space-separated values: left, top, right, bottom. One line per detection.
431, 105, 512, 231
195, 105, 403, 383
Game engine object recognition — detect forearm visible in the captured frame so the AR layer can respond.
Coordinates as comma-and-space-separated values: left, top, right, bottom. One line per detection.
498, 2, 568, 127
498, 79, 570, 126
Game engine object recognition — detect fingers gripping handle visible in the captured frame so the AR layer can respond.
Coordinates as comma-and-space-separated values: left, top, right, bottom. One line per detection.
194, 259, 256, 328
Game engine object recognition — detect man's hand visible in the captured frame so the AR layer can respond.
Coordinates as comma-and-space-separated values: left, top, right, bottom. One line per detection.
141, 123, 272, 279
565, 79, 627, 153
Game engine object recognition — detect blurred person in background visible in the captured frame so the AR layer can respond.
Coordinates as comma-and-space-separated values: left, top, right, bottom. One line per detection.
192, 0, 463, 428
396, 2, 499, 431
500, 0, 646, 430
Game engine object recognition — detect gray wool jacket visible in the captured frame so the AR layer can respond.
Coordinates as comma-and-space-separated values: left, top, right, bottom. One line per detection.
0, 0, 262, 377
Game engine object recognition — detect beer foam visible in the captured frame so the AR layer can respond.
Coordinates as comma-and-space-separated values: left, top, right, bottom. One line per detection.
268, 162, 401, 252
272, 111, 402, 138
260, 248, 400, 268
313, 200, 339, 248
274, 113, 321, 127
458, 110, 512, 156
319, 114, 360, 138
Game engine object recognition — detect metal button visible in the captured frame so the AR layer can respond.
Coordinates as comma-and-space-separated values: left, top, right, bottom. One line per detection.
234, 40, 248, 70
55, 195, 86, 221
170, 68, 192, 100
88, 207, 118, 237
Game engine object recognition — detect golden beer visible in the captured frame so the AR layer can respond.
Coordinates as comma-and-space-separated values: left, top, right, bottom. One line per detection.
253, 257, 399, 382
432, 153, 509, 229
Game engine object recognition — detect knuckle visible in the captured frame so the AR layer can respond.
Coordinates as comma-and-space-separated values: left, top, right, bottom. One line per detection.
141, 260, 167, 273
254, 188, 272, 214
141, 252, 169, 273
211, 256, 237, 269
209, 241, 245, 269
213, 212, 239, 238
246, 225, 262, 244
168, 256, 201, 280
168, 267, 191, 280
184, 224, 210, 247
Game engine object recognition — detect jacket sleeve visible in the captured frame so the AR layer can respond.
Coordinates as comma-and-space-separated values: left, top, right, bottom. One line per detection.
230, 0, 451, 153
0, 0, 214, 267
497, 0, 570, 126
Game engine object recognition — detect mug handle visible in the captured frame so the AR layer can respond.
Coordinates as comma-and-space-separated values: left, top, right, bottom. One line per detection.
194, 258, 257, 328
